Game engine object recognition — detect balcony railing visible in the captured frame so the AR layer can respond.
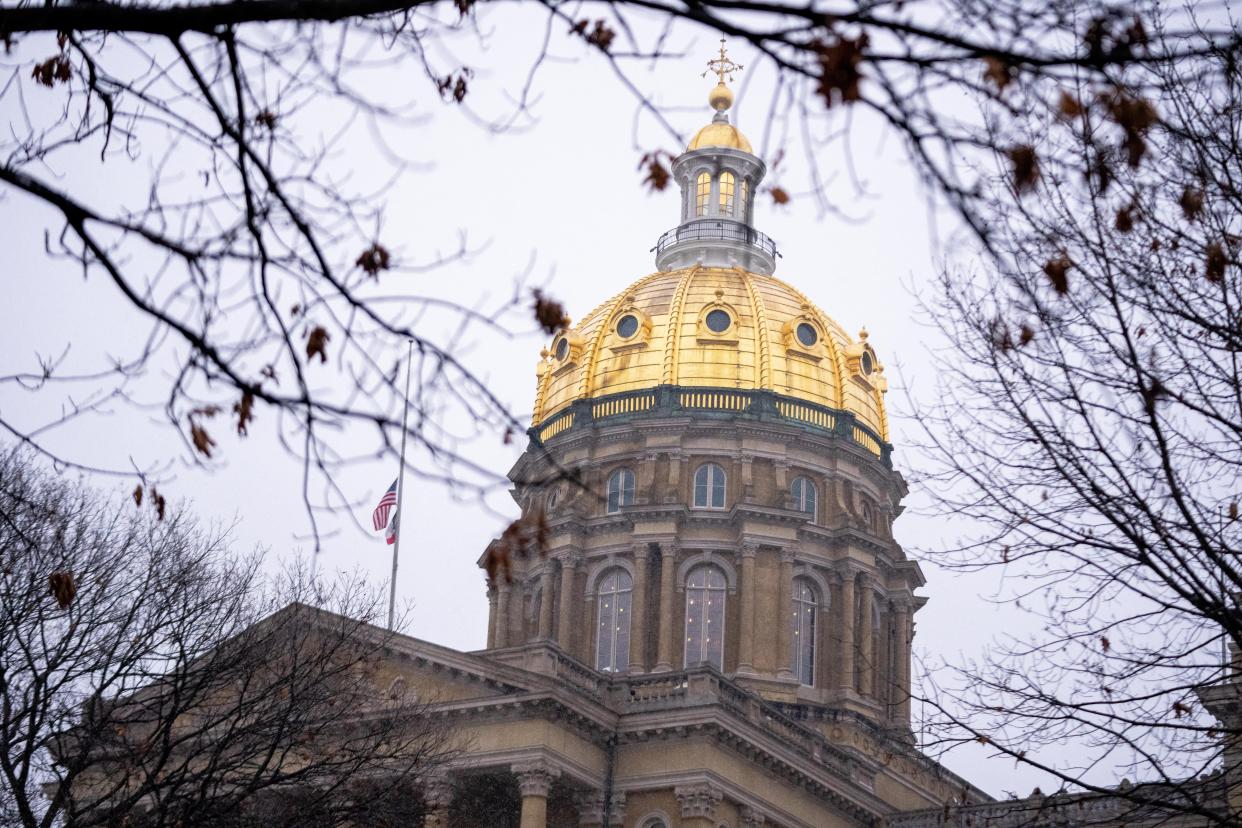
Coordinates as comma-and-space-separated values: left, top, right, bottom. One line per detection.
533, 385, 892, 466
652, 219, 778, 259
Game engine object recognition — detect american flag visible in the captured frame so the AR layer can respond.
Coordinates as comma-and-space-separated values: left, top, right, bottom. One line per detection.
371, 479, 398, 531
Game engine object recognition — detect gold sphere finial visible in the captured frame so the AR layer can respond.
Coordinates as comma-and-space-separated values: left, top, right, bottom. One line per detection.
703, 39, 742, 113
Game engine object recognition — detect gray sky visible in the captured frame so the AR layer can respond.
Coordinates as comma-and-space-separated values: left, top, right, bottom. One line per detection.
1, 11, 1053, 798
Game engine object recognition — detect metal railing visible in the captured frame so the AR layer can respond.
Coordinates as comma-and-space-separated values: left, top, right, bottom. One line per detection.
652, 219, 778, 259
533, 385, 892, 466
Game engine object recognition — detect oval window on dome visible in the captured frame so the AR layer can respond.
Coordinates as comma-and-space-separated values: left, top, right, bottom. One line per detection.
616, 314, 639, 339
796, 322, 818, 347
555, 337, 569, 361
861, 351, 874, 375
705, 309, 732, 334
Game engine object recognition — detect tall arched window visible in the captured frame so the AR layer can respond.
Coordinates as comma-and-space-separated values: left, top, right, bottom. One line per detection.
740, 179, 750, 219
791, 577, 818, 686
606, 468, 635, 514
719, 171, 736, 215
695, 172, 711, 216
693, 463, 726, 509
595, 569, 633, 672
684, 565, 727, 670
791, 476, 817, 521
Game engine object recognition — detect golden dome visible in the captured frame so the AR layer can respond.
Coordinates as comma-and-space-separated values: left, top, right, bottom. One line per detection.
688, 121, 753, 153
533, 267, 889, 441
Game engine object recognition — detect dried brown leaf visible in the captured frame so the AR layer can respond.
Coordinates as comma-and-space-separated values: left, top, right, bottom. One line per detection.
190, 423, 216, 458
769, 186, 791, 205
48, 571, 76, 609
1043, 256, 1072, 293
31, 55, 71, 87
133, 484, 143, 508
1179, 186, 1204, 221
1009, 146, 1040, 194
982, 56, 1012, 91
355, 243, 391, 277
1206, 242, 1227, 283
233, 390, 255, 436
814, 34, 868, 107
532, 289, 569, 335
305, 326, 330, 364
638, 151, 673, 192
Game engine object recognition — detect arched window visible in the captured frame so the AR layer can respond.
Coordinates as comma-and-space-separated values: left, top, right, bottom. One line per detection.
740, 179, 750, 219
607, 468, 635, 514
640, 819, 669, 828
595, 569, 633, 672
693, 463, 726, 510
791, 577, 818, 686
791, 476, 817, 521
684, 565, 727, 670
719, 171, 736, 215
695, 172, 711, 216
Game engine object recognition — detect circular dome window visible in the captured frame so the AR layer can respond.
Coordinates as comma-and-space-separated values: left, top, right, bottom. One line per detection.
796, 322, 818, 347
705, 309, 732, 333
616, 314, 639, 339
861, 351, 874, 375
555, 338, 569, 361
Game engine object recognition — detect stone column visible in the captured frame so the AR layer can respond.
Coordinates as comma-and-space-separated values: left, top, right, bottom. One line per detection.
496, 580, 512, 648
859, 578, 875, 697
894, 602, 912, 723
423, 775, 454, 828
777, 550, 795, 680
737, 542, 758, 674
487, 582, 498, 649
538, 566, 555, 640
655, 544, 678, 671
839, 570, 856, 694
557, 556, 577, 650
513, 761, 559, 828
629, 544, 650, 673
676, 783, 723, 828
637, 451, 659, 505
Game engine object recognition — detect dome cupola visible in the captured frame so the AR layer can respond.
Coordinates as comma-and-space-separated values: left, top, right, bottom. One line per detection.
655, 41, 777, 275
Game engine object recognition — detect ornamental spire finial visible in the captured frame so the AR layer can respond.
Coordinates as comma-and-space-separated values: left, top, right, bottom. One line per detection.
703, 39, 742, 86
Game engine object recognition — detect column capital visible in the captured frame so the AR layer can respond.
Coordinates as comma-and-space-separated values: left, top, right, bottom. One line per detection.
558, 553, 579, 570
423, 773, 454, 808
739, 804, 768, 827
632, 542, 651, 560
779, 547, 797, 564
740, 540, 760, 558
608, 791, 626, 827
675, 783, 723, 818
574, 790, 606, 825
512, 760, 560, 798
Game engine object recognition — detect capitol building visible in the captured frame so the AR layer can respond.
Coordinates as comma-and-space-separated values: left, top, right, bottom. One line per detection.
374, 64, 1005, 827
309, 61, 1235, 828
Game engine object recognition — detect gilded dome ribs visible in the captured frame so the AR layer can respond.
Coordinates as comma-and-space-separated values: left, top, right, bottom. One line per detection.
662, 266, 698, 386
741, 270, 772, 389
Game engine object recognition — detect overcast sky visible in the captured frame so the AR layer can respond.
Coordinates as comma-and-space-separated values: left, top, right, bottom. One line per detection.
1, 11, 1055, 798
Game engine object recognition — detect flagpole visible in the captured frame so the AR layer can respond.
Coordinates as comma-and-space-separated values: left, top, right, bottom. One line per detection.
388, 339, 414, 631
